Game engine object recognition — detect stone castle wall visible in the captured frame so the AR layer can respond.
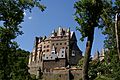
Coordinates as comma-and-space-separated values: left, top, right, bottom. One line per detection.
42, 68, 82, 80
43, 59, 66, 72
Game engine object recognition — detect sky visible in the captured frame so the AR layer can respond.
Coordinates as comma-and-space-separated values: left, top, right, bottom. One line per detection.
15, 0, 105, 56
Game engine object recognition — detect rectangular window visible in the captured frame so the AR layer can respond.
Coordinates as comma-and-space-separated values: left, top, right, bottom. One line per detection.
66, 47, 68, 49
47, 49, 49, 52
43, 50, 45, 52
47, 45, 49, 48
44, 46, 46, 48
56, 43, 58, 45
64, 42, 66, 45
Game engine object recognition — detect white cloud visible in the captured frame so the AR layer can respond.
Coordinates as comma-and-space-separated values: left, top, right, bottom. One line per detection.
28, 16, 32, 20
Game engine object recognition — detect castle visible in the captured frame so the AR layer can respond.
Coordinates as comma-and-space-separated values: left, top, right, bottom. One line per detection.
28, 27, 82, 76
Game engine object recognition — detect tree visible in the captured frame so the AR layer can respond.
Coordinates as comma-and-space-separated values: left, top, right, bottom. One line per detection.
74, 0, 112, 80
0, 0, 45, 80
11, 49, 32, 80
99, 1, 120, 79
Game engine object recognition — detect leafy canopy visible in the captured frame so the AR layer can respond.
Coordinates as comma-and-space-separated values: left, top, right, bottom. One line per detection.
74, 0, 112, 41
0, 0, 46, 80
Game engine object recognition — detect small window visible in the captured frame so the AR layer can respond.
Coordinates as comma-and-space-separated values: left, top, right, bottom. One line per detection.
61, 55, 63, 57
47, 49, 49, 52
43, 54, 45, 56
62, 51, 64, 53
43, 50, 45, 52
66, 47, 68, 49
72, 50, 75, 56
59, 75, 61, 77
62, 47, 64, 49
52, 43, 54, 45
55, 47, 57, 50
56, 43, 58, 45
60, 43, 62, 45
64, 42, 66, 45
51, 57, 52, 59
61, 36, 63, 38
47, 45, 49, 48
52, 52, 54, 54
44, 46, 46, 48
46, 57, 48, 59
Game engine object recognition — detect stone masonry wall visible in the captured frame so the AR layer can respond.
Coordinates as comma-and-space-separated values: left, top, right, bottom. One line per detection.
42, 68, 82, 80
43, 59, 66, 72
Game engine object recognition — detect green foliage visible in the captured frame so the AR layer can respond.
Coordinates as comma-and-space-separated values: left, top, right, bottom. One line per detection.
115, 0, 120, 9
77, 57, 84, 67
100, 51, 120, 79
0, 0, 45, 80
88, 60, 100, 80
74, 0, 112, 41
95, 75, 113, 80
11, 49, 31, 80
100, 0, 120, 79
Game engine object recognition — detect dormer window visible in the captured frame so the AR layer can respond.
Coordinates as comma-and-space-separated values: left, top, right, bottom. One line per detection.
72, 50, 75, 56
52, 52, 54, 54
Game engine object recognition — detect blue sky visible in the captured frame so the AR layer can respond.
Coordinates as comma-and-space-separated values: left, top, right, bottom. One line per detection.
16, 0, 105, 56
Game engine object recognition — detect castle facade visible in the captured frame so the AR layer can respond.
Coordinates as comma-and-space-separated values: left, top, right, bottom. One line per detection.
28, 27, 82, 75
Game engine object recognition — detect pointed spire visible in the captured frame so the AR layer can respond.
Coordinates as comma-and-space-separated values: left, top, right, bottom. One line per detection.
51, 29, 55, 37
66, 27, 70, 36
67, 28, 70, 33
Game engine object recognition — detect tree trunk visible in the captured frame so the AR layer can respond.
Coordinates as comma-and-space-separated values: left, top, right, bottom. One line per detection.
82, 27, 94, 80
115, 13, 120, 60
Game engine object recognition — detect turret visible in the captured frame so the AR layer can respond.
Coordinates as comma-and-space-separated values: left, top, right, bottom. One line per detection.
58, 27, 63, 36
